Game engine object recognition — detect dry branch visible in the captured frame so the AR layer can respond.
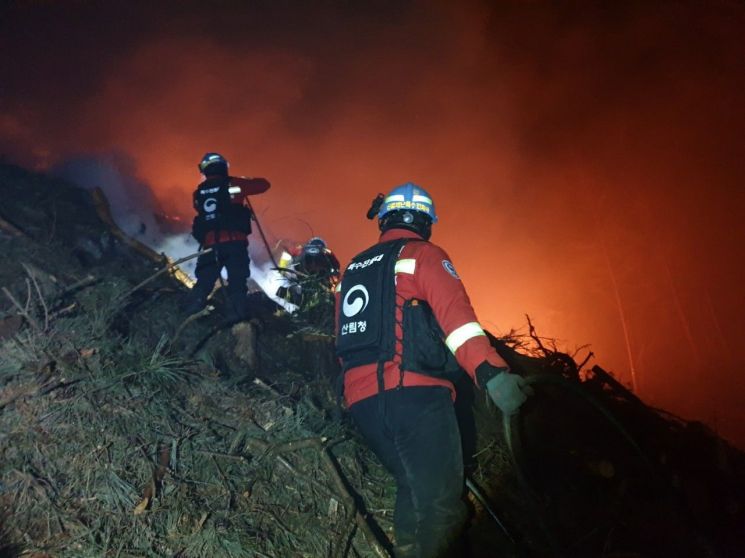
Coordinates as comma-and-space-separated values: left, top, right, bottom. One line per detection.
21, 263, 49, 331
0, 378, 81, 412
577, 350, 594, 373
55, 274, 98, 298
171, 306, 213, 346
526, 314, 550, 356
93, 186, 201, 289
90, 187, 165, 263
134, 444, 172, 515
118, 248, 212, 303
2, 286, 42, 333
0, 214, 26, 237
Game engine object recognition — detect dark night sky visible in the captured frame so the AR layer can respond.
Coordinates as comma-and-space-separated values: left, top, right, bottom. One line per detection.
2, 1, 744, 447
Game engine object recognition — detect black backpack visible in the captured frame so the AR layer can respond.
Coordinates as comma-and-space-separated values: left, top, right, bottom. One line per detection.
336, 238, 463, 386
335, 239, 405, 370
191, 177, 252, 242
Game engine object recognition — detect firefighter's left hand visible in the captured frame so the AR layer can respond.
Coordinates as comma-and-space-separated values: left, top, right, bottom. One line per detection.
486, 371, 532, 416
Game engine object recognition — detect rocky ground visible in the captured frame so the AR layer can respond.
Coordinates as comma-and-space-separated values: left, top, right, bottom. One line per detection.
0, 163, 743, 557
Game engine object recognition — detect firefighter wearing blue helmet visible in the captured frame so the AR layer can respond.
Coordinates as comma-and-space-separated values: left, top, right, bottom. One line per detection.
377, 182, 437, 240
335, 182, 531, 557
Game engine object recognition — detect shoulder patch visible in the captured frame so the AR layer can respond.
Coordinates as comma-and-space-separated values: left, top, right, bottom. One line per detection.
442, 260, 460, 279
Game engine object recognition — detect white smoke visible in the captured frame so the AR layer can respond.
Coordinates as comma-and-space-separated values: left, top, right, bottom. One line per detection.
248, 242, 298, 313
54, 153, 296, 311
152, 232, 201, 277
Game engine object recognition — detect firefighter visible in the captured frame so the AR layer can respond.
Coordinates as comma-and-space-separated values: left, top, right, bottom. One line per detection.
277, 237, 341, 307
335, 182, 531, 557
186, 152, 270, 320
293, 237, 340, 283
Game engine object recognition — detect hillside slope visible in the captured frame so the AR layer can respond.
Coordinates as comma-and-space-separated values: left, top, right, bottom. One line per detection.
0, 163, 743, 558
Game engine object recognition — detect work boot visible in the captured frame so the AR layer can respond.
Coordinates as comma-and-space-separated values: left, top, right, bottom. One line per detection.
224, 296, 249, 323
183, 295, 207, 317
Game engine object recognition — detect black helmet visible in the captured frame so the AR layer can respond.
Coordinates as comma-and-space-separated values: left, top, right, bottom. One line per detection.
307, 237, 326, 249
304, 237, 326, 255
198, 152, 229, 176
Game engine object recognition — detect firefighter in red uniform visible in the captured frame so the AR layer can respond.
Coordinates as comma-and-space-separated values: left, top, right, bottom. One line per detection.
335, 182, 531, 557
186, 152, 270, 320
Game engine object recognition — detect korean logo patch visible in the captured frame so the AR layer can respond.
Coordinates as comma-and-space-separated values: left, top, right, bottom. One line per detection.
342, 285, 369, 317
442, 260, 460, 279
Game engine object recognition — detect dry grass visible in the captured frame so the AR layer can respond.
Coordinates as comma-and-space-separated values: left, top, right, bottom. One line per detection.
0, 276, 393, 558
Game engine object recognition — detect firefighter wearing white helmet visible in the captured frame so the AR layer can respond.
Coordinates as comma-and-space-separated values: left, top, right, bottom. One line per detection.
185, 152, 271, 320
335, 182, 531, 557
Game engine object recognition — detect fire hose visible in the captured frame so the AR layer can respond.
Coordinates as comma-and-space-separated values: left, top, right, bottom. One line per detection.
246, 198, 279, 270
465, 476, 517, 548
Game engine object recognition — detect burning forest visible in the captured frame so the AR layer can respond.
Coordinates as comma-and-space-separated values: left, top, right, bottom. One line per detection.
2, 1, 744, 449
2, 1, 745, 556
0, 162, 744, 556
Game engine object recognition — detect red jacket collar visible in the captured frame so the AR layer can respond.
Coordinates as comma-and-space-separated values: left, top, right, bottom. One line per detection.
379, 228, 425, 243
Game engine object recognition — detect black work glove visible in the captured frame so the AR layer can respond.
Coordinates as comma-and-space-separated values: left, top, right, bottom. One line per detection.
476, 362, 533, 416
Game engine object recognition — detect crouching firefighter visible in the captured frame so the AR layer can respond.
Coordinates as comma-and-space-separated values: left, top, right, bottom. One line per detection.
276, 237, 341, 305
335, 182, 532, 558
186, 152, 270, 320
296, 236, 341, 285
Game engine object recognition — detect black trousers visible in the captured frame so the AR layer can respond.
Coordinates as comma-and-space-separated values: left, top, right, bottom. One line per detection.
188, 240, 250, 318
350, 386, 467, 558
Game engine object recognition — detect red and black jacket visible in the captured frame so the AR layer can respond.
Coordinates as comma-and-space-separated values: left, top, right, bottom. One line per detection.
192, 175, 270, 246
335, 228, 509, 408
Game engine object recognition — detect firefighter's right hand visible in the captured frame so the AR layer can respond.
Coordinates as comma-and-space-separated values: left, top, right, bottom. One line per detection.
485, 371, 531, 416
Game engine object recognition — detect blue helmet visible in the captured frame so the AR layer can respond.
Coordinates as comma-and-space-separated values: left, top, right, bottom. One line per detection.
198, 152, 229, 176
377, 182, 438, 223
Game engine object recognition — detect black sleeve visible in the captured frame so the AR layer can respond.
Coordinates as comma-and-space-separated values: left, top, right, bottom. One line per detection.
191, 215, 205, 243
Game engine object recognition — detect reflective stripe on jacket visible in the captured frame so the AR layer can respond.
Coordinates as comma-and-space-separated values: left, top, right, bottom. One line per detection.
336, 228, 509, 408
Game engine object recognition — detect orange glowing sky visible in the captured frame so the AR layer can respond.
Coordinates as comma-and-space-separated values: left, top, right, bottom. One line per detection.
2, 1, 744, 447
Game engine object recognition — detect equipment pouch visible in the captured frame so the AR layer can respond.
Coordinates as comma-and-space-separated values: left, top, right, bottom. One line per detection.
234, 205, 252, 235
401, 298, 464, 383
